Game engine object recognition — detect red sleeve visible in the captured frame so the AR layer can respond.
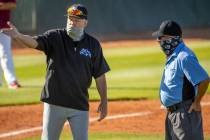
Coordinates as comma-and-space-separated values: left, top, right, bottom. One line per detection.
7, 0, 16, 3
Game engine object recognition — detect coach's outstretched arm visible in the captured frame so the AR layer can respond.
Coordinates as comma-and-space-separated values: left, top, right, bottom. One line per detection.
1, 22, 38, 48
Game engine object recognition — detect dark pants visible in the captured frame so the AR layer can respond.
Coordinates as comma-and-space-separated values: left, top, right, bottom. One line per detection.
165, 101, 204, 140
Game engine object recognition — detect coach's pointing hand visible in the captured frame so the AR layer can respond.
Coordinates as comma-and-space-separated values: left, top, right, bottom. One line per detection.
1, 22, 38, 48
1, 22, 20, 38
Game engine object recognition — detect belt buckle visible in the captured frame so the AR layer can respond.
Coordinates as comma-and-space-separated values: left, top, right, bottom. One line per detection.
167, 105, 177, 112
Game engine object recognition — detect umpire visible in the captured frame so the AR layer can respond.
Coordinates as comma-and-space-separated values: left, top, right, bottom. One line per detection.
152, 20, 209, 140
2, 4, 110, 140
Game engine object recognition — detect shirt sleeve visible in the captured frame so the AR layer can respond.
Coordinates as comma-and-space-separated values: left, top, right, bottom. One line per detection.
33, 30, 54, 55
7, 0, 16, 3
92, 42, 110, 78
181, 55, 209, 86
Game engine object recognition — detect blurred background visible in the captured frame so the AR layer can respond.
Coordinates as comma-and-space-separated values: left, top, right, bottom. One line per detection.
11, 0, 210, 40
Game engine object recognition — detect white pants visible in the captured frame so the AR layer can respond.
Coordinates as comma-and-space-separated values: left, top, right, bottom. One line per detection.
42, 103, 89, 140
0, 32, 16, 85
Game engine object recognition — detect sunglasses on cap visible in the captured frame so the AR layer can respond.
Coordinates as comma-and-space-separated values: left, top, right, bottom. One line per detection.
68, 8, 84, 16
67, 5, 87, 18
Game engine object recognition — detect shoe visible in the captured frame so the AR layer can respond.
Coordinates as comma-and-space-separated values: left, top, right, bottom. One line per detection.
8, 81, 21, 89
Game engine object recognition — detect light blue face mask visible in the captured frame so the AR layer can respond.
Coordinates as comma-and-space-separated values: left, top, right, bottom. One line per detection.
66, 21, 84, 41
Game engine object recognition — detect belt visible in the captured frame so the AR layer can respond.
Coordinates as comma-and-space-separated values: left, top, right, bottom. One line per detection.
166, 99, 193, 113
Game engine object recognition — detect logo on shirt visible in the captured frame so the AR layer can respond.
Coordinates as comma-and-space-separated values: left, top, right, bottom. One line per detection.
79, 48, 92, 58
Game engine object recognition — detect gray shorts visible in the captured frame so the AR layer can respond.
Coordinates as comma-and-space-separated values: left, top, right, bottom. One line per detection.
41, 103, 89, 140
165, 100, 203, 140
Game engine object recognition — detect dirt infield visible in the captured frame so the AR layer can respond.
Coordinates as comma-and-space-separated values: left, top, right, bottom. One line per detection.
0, 95, 210, 140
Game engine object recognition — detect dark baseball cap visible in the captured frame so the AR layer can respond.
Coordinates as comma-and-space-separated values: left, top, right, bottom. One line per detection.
152, 20, 182, 38
67, 4, 88, 19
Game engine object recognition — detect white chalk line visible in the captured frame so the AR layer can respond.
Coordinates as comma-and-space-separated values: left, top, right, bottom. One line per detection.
0, 127, 42, 139
0, 101, 210, 139
201, 102, 210, 106
0, 111, 152, 138
89, 111, 152, 122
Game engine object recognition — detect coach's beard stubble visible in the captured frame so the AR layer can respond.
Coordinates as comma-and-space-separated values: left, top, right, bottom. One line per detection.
66, 21, 84, 41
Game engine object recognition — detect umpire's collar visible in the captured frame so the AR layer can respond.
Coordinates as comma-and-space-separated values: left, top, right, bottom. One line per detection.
166, 41, 184, 64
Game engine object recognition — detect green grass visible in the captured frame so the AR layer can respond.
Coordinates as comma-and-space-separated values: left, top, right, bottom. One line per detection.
21, 131, 210, 140
0, 55, 45, 106
0, 40, 210, 105
22, 132, 164, 140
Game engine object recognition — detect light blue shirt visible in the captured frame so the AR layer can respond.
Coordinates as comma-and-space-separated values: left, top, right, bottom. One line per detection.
160, 42, 209, 107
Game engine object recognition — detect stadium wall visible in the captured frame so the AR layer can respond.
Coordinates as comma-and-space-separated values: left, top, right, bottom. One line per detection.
12, 0, 210, 38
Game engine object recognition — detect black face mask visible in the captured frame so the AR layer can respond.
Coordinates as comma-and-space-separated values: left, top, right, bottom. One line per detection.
160, 36, 181, 56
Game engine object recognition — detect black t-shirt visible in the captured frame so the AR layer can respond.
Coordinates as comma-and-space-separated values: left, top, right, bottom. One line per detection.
34, 29, 110, 111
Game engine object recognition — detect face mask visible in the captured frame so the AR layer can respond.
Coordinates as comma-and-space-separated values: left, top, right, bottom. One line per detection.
160, 36, 181, 56
66, 20, 84, 41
